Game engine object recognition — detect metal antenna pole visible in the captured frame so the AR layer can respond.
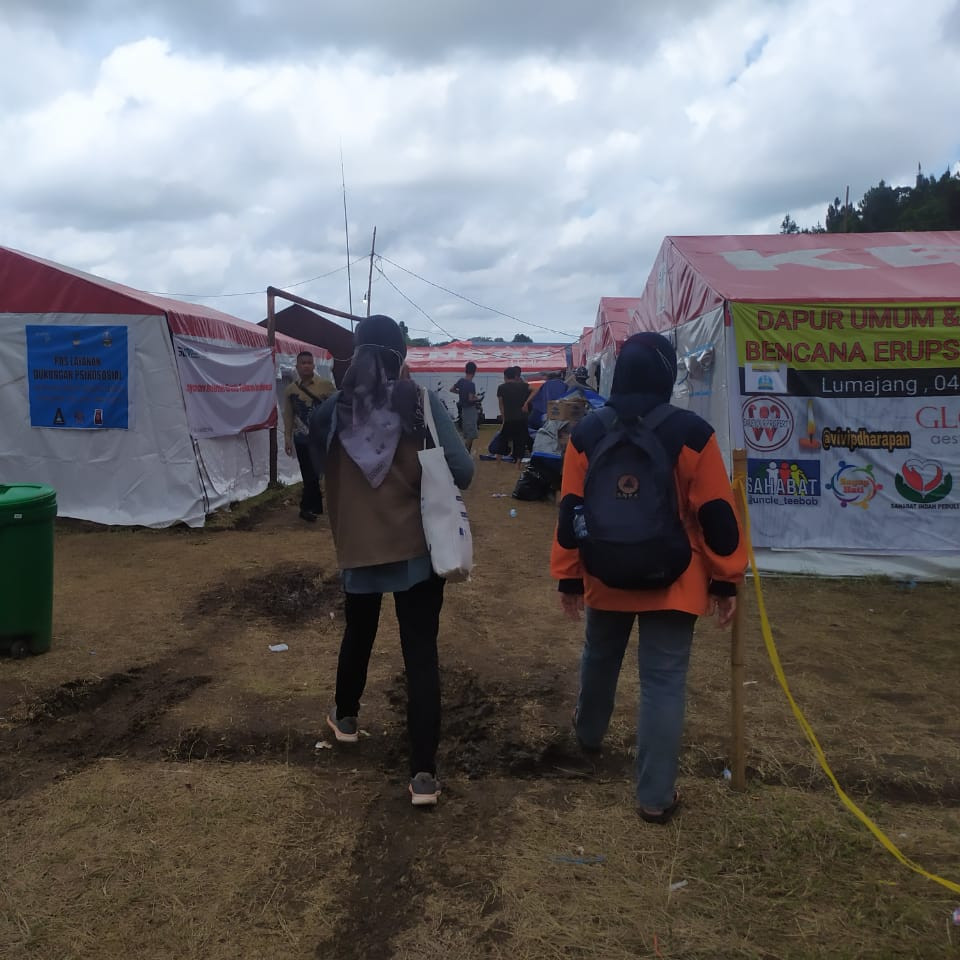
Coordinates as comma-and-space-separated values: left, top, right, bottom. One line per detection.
365, 226, 377, 317
340, 144, 353, 326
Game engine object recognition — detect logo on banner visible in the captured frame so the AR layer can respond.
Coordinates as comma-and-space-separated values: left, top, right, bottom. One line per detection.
743, 363, 788, 394
741, 397, 794, 452
894, 458, 953, 504
915, 405, 960, 447
747, 459, 821, 505
826, 461, 882, 509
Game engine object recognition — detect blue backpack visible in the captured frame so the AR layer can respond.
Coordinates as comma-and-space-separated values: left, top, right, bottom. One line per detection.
573, 404, 691, 590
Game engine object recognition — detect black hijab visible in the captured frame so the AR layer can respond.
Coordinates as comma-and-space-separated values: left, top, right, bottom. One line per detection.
336, 315, 421, 487
606, 332, 678, 420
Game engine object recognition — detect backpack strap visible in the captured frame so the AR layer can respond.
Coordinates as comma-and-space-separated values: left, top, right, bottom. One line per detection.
575, 403, 681, 456
639, 403, 681, 433
593, 406, 619, 431
572, 405, 617, 456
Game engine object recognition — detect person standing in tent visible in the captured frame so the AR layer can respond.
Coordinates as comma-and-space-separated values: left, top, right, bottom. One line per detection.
551, 332, 746, 823
284, 351, 335, 522
496, 366, 531, 466
309, 315, 474, 806
450, 361, 480, 453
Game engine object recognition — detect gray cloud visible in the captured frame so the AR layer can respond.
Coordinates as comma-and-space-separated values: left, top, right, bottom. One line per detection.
2, 0, 958, 345
9, 0, 722, 61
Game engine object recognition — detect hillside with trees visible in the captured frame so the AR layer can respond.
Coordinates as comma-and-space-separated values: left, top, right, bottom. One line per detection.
782, 166, 960, 234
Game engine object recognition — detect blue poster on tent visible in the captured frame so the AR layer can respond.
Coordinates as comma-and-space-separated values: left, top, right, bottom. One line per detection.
26, 325, 129, 429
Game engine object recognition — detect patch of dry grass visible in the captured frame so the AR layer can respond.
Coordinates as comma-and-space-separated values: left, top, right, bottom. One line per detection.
0, 760, 355, 960
490, 779, 960, 960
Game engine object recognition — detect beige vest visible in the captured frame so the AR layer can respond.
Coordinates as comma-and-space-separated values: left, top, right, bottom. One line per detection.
326, 433, 428, 569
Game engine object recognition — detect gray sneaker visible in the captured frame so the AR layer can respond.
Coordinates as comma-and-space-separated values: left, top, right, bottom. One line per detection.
326, 709, 359, 743
408, 771, 441, 806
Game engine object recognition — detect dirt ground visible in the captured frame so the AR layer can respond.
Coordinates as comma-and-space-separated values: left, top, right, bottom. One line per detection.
2, 438, 960, 960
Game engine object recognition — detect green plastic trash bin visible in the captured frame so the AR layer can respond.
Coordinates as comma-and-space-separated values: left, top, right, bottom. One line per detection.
0, 483, 57, 658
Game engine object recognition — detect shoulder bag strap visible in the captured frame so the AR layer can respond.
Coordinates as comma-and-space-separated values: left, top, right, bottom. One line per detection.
421, 387, 439, 448
297, 381, 326, 405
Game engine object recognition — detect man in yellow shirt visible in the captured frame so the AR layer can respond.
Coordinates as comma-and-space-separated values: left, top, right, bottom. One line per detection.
284, 351, 335, 521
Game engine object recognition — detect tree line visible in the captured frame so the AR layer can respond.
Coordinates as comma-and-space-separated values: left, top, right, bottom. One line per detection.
781, 165, 960, 235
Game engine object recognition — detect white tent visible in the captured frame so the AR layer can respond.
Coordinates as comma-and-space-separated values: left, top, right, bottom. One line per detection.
0, 245, 332, 527
626, 231, 960, 579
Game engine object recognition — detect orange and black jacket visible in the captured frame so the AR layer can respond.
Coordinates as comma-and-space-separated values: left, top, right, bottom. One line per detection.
550, 408, 747, 614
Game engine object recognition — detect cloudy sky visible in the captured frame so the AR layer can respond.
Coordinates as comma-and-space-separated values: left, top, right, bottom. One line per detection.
3, 0, 959, 344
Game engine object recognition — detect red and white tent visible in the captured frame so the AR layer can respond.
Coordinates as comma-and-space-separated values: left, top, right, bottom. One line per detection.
0, 245, 331, 527
404, 340, 571, 419
588, 298, 640, 396
572, 326, 593, 369
626, 232, 960, 578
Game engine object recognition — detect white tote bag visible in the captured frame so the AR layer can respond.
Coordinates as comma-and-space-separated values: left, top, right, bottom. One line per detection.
418, 391, 474, 582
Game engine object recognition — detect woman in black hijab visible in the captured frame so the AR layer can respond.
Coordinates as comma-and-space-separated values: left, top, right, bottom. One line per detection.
310, 315, 474, 806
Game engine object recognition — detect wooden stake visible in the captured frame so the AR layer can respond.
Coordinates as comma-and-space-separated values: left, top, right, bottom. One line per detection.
730, 448, 748, 791
266, 288, 278, 487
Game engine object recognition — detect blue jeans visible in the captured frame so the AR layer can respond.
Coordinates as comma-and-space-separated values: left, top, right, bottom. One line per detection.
575, 607, 696, 809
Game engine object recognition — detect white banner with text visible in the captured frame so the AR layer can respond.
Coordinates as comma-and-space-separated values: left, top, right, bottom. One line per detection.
174, 337, 276, 438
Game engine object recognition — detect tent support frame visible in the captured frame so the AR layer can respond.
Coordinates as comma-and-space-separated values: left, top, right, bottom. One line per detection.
265, 286, 362, 485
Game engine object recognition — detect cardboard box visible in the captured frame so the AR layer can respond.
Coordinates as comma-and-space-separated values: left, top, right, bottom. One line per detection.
548, 398, 588, 421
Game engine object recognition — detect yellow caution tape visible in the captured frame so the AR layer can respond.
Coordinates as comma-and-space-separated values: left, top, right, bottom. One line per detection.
734, 478, 960, 896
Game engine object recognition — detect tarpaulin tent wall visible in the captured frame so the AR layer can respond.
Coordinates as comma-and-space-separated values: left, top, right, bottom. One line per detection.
572, 326, 593, 369
589, 298, 639, 397
404, 341, 572, 420
628, 231, 960, 579
0, 245, 331, 527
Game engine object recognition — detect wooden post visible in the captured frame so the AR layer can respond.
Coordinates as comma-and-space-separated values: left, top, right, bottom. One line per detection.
264, 287, 362, 486
730, 448, 748, 791
266, 288, 278, 487
365, 227, 377, 318
267, 286, 360, 325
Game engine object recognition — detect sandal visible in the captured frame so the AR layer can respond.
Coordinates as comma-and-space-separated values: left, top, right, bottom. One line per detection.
639, 791, 682, 825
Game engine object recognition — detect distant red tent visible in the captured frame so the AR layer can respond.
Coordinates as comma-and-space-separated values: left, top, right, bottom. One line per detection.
405, 340, 571, 373
572, 326, 593, 368
592, 298, 638, 357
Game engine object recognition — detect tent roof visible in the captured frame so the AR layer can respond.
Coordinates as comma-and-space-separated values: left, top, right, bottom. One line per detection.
405, 340, 570, 373
0, 245, 326, 357
592, 297, 640, 355
631, 231, 960, 332
572, 326, 593, 366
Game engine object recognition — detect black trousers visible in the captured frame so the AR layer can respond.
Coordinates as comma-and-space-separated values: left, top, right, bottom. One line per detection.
336, 574, 445, 776
294, 441, 323, 514
501, 419, 529, 461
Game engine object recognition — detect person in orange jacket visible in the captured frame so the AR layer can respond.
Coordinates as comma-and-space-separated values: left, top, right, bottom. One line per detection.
550, 332, 747, 823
